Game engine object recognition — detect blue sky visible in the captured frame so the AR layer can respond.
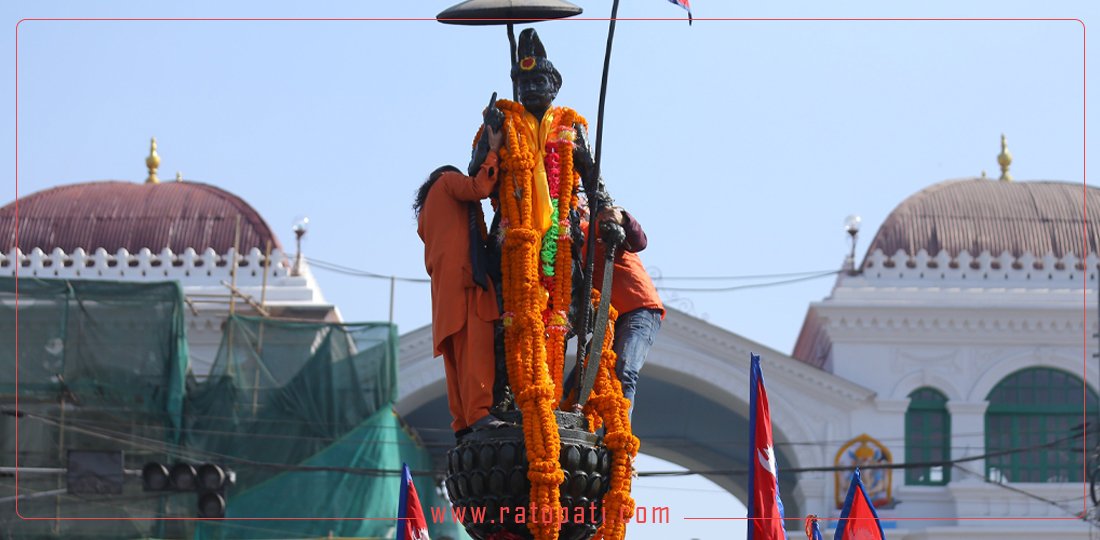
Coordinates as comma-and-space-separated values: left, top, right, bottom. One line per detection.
4, 1, 1096, 539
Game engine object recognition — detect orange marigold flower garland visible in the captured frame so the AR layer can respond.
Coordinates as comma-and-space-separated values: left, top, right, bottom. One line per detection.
478, 100, 635, 540
580, 293, 638, 540
495, 99, 567, 540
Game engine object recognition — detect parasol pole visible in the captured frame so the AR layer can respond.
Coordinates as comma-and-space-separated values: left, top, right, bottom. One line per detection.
507, 23, 518, 100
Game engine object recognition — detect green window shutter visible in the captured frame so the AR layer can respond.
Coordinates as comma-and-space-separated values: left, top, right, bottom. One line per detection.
905, 387, 950, 485
984, 368, 1099, 483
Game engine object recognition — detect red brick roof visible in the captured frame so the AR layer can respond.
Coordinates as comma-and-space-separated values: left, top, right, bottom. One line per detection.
0, 181, 281, 253
864, 179, 1099, 260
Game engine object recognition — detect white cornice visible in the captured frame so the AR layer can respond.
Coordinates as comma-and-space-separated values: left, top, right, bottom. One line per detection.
806, 303, 1087, 345
854, 248, 1097, 291
0, 246, 332, 307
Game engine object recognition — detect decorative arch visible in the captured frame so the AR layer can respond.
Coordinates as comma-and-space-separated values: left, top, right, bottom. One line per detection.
889, 370, 965, 402
966, 350, 1097, 402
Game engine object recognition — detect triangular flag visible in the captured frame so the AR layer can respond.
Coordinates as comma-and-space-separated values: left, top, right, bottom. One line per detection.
396, 463, 431, 540
834, 469, 885, 540
747, 354, 788, 540
805, 515, 824, 540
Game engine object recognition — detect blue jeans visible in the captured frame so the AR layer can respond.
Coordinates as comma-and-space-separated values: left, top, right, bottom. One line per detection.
566, 307, 662, 419
612, 308, 662, 417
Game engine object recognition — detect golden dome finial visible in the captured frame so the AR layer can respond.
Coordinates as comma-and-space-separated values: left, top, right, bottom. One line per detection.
997, 133, 1013, 181
145, 137, 161, 184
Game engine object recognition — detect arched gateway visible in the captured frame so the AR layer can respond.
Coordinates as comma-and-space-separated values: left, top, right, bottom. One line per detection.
396, 307, 876, 525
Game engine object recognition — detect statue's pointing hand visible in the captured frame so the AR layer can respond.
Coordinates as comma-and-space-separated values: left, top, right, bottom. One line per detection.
484, 92, 505, 132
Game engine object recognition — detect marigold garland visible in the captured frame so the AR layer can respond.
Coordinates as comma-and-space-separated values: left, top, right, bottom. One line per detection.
476, 100, 635, 540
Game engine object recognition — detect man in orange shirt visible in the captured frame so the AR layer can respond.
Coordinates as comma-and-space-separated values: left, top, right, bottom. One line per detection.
415, 123, 509, 435
570, 203, 664, 418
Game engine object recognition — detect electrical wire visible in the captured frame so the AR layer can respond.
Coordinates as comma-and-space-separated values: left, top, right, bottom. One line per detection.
305, 256, 428, 283
653, 269, 843, 281
8, 407, 1097, 529
635, 430, 1086, 477
18, 406, 1087, 457
12, 406, 1088, 485
305, 254, 844, 293
655, 270, 840, 293
950, 462, 1090, 520
15, 410, 429, 477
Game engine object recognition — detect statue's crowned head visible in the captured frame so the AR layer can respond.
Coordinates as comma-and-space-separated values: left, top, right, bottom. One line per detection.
512, 28, 561, 115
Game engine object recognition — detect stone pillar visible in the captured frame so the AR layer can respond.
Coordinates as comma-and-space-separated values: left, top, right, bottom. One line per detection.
945, 401, 989, 483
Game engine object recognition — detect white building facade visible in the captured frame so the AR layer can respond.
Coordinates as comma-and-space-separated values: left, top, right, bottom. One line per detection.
794, 177, 1097, 538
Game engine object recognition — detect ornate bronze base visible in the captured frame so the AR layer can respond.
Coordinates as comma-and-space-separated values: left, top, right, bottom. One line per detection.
445, 410, 612, 540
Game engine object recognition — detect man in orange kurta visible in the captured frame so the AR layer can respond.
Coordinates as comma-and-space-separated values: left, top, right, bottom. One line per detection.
416, 125, 504, 433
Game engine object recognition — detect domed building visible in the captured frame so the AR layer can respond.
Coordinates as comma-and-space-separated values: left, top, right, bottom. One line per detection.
0, 139, 337, 376
793, 142, 1097, 538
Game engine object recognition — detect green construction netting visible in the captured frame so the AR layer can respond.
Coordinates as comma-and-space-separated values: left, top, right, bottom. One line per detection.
192, 408, 458, 540
0, 278, 463, 539
187, 316, 464, 539
183, 315, 399, 489
0, 277, 190, 539
0, 277, 188, 434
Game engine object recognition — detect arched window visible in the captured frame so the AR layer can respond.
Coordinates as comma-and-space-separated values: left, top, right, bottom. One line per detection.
985, 368, 1099, 483
905, 387, 950, 485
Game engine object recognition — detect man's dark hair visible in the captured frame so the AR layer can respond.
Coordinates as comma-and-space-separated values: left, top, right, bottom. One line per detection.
413, 165, 462, 218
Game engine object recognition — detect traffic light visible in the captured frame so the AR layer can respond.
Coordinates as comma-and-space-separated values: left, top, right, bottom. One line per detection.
142, 461, 234, 518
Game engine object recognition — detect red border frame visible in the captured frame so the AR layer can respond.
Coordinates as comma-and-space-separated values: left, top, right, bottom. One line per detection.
8, 15, 1091, 527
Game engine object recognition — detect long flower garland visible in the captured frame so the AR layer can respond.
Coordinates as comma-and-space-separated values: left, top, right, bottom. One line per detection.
497, 99, 572, 540
580, 296, 639, 540
478, 100, 635, 540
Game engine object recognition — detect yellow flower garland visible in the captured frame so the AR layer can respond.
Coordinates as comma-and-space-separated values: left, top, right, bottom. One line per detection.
476, 99, 636, 540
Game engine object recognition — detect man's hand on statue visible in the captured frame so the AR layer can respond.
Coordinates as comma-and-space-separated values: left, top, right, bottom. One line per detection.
597, 206, 624, 226
486, 125, 503, 152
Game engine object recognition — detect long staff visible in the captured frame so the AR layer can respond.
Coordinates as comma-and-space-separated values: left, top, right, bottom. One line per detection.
574, 0, 622, 400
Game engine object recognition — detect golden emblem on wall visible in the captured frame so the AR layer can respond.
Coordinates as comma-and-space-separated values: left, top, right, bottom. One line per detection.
834, 433, 893, 508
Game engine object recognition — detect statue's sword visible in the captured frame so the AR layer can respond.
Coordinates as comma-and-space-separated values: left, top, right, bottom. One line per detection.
576, 221, 625, 406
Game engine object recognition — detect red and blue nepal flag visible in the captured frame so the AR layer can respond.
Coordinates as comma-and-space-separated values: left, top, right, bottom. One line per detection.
834, 469, 886, 540
397, 463, 431, 540
805, 515, 824, 540
747, 353, 788, 540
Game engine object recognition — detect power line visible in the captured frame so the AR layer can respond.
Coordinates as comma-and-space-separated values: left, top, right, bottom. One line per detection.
655, 270, 839, 293
306, 254, 843, 292
305, 257, 428, 283
12, 407, 1087, 485
15, 410, 430, 478
653, 269, 842, 281
949, 463, 1089, 521
635, 430, 1085, 478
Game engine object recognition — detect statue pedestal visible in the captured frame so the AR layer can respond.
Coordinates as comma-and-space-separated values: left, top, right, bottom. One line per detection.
445, 410, 613, 540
